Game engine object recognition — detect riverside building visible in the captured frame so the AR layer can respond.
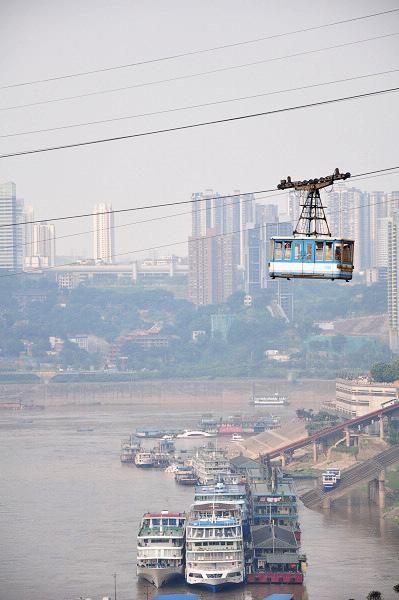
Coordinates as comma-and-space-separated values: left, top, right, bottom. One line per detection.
335, 378, 398, 417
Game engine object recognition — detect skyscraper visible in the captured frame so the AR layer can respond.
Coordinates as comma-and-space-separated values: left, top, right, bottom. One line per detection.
33, 223, 56, 266
22, 205, 35, 261
388, 210, 399, 352
188, 228, 236, 306
0, 182, 23, 272
325, 184, 369, 271
93, 203, 114, 263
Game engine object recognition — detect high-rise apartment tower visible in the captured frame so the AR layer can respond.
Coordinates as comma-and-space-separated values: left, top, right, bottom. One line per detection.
0, 182, 23, 272
93, 203, 114, 263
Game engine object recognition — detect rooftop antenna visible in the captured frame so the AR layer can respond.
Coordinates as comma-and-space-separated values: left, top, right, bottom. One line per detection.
277, 167, 351, 237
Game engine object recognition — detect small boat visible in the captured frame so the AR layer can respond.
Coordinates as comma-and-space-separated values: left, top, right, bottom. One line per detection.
231, 433, 244, 442
76, 426, 95, 432
176, 430, 214, 439
175, 467, 197, 486
322, 468, 341, 491
165, 463, 179, 474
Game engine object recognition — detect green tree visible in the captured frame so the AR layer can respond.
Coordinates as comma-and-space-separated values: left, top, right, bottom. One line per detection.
367, 591, 382, 600
393, 583, 399, 594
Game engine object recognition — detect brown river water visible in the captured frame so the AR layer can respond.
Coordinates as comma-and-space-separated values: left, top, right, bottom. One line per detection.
1, 403, 399, 600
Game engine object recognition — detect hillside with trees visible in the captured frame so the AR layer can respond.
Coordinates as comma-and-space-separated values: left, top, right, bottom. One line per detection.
0, 275, 391, 380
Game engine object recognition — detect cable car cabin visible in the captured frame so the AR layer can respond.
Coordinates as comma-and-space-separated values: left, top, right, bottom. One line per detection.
269, 237, 354, 281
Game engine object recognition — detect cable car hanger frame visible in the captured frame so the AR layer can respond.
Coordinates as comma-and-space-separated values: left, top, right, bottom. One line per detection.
269, 168, 355, 281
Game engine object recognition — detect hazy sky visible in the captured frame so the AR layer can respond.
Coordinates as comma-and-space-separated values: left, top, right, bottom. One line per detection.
1, 0, 399, 259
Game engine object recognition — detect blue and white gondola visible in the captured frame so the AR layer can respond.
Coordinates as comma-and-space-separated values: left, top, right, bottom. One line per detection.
269, 236, 354, 281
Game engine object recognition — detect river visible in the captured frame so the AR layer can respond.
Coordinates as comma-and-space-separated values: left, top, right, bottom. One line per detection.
1, 404, 398, 600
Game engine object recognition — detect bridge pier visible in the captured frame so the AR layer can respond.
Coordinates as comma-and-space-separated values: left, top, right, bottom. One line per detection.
280, 453, 287, 468
379, 415, 385, 440
345, 427, 351, 447
368, 469, 385, 509
312, 440, 318, 463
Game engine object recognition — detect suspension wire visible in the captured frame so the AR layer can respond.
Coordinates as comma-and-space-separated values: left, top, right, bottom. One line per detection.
2, 68, 399, 139
1, 190, 286, 253
1, 86, 399, 161
1, 167, 399, 280
2, 32, 398, 112
0, 165, 398, 231
2, 8, 397, 90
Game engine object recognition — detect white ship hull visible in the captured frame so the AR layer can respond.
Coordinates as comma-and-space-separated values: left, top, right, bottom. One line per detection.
186, 568, 244, 590
137, 565, 184, 588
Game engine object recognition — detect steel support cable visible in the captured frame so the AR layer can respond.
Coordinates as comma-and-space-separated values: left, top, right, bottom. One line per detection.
0, 165, 397, 266
3, 68, 399, 139
1, 86, 399, 160
2, 8, 398, 90
0, 189, 286, 253
0, 164, 396, 235
1, 32, 398, 112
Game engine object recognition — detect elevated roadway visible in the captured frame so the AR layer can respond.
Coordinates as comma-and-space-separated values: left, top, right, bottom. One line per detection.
261, 402, 399, 461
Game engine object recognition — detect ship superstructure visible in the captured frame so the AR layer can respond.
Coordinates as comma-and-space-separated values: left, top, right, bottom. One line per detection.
194, 482, 249, 527
246, 468, 305, 584
136, 511, 186, 588
192, 445, 232, 485
120, 436, 141, 463
249, 476, 300, 541
246, 523, 304, 584
185, 501, 244, 591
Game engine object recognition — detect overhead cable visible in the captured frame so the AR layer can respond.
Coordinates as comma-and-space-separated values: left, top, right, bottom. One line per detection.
1, 8, 398, 90
2, 68, 399, 139
1, 86, 398, 160
2, 32, 398, 112
2, 175, 399, 281
0, 165, 398, 232
4, 168, 399, 253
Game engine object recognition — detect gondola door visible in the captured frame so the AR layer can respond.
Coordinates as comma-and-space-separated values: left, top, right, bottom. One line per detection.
303, 240, 314, 277
293, 240, 303, 276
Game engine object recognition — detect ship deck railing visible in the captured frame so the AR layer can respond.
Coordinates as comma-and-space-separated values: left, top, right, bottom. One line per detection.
138, 526, 185, 536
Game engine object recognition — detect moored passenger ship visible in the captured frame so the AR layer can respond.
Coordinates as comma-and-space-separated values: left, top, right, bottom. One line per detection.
136, 511, 186, 588
185, 501, 244, 591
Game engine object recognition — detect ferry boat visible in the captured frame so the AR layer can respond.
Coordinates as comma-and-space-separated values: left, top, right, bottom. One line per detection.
192, 445, 232, 485
199, 414, 280, 435
120, 437, 141, 463
175, 467, 198, 486
137, 511, 186, 588
135, 450, 155, 468
250, 392, 289, 406
185, 501, 245, 591
322, 468, 341, 491
176, 430, 214, 439
135, 428, 184, 439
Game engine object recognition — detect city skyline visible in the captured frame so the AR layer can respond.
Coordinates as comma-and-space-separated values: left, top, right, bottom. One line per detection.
1, 1, 398, 257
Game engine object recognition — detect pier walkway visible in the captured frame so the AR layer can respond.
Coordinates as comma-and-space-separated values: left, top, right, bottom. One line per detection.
300, 444, 399, 508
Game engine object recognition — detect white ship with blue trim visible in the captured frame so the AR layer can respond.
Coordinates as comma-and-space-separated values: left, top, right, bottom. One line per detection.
185, 501, 244, 591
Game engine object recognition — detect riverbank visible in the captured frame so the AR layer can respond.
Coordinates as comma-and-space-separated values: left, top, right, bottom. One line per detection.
0, 377, 336, 410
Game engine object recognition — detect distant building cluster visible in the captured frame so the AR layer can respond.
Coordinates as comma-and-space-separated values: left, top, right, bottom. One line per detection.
0, 181, 55, 271
2, 179, 399, 350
